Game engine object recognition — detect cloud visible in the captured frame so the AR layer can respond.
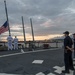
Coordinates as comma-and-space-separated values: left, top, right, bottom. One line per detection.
0, 0, 75, 40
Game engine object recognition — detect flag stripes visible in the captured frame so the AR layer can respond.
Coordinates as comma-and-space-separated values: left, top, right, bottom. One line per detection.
0, 21, 8, 34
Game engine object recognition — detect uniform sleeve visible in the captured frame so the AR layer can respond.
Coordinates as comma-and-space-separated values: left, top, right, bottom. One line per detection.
12, 37, 13, 40
7, 37, 8, 41
64, 38, 69, 48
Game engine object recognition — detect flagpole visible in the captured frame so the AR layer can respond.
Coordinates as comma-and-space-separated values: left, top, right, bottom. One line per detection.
30, 18, 35, 42
4, 0, 11, 36
22, 16, 26, 48
30, 18, 35, 50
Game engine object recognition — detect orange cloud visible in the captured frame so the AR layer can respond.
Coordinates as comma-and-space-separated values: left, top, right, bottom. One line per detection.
1, 34, 63, 41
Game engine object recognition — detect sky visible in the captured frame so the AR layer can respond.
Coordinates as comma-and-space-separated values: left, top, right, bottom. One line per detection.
0, 0, 75, 41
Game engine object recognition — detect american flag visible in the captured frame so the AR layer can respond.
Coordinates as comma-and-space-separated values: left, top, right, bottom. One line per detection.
0, 21, 8, 34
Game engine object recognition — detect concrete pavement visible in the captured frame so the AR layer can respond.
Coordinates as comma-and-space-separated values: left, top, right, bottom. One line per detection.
0, 48, 74, 75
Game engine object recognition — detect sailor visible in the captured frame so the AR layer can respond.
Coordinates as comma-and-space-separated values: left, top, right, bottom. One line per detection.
7, 35, 13, 50
62, 31, 74, 74
13, 36, 18, 50
73, 33, 75, 58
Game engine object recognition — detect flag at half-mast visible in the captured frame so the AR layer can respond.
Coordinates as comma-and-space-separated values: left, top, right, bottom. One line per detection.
0, 21, 8, 34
